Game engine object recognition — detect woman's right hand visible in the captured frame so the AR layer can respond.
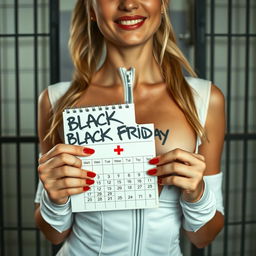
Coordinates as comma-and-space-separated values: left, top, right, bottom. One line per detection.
38, 144, 96, 205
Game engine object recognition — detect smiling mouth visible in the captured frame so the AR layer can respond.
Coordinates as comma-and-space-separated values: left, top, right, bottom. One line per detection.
115, 18, 146, 25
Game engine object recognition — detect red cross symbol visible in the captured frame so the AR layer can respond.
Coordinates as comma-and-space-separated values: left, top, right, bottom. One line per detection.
114, 145, 124, 155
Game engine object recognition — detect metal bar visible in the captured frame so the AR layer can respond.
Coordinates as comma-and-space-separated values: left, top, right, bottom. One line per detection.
49, 0, 60, 84
192, 246, 204, 256
0, 3, 47, 8
205, 33, 256, 37
225, 133, 256, 140
0, 29, 4, 256
240, 0, 251, 255
210, 0, 215, 82
33, 0, 41, 255
192, 0, 206, 255
194, 0, 206, 78
0, 137, 39, 143
228, 220, 256, 225
14, 0, 21, 253
14, 0, 23, 255
208, 2, 215, 254
49, 0, 60, 254
0, 33, 50, 37
1, 227, 39, 231
223, 0, 233, 255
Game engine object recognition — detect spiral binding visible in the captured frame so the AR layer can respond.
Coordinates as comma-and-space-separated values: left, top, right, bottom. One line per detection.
65, 103, 131, 114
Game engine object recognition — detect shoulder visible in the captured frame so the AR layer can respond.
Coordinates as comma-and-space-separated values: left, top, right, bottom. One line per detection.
37, 82, 71, 151
198, 84, 225, 174
208, 84, 225, 111
38, 88, 53, 150
185, 76, 212, 109
39, 82, 71, 109
206, 84, 225, 129
38, 88, 51, 114
185, 77, 225, 125
185, 76, 225, 105
47, 82, 72, 108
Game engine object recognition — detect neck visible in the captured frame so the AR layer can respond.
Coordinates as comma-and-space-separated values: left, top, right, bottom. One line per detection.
92, 39, 164, 88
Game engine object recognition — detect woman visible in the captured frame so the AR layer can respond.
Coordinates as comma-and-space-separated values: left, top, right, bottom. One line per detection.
34, 0, 225, 255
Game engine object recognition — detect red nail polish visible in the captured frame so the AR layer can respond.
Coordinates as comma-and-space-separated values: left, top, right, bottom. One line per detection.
83, 148, 95, 154
87, 171, 96, 178
86, 179, 95, 185
83, 186, 90, 192
147, 168, 157, 175
148, 157, 159, 165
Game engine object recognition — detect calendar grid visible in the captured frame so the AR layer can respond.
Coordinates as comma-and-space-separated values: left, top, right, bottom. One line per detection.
79, 155, 158, 212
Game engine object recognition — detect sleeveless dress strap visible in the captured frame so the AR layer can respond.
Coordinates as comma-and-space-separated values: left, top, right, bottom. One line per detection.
48, 82, 71, 109
185, 77, 212, 149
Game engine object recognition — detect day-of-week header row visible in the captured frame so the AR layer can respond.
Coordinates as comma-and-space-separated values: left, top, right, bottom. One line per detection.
82, 156, 154, 165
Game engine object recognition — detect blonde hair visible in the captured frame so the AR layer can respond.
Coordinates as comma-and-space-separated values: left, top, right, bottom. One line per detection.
45, 0, 204, 145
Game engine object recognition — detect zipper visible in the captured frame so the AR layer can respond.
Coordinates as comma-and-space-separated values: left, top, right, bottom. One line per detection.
133, 209, 138, 256
134, 209, 143, 256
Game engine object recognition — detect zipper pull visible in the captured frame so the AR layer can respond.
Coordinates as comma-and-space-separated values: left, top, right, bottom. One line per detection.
118, 67, 136, 104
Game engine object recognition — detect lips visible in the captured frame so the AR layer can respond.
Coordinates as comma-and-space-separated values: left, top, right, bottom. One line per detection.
114, 15, 147, 30
115, 15, 147, 23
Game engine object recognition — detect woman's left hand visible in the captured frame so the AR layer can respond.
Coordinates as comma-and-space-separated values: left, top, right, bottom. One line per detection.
147, 148, 206, 203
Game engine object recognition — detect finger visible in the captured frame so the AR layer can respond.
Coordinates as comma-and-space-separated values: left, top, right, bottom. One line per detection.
56, 177, 95, 190
50, 187, 90, 202
148, 162, 194, 178
149, 148, 202, 167
39, 144, 95, 164
52, 166, 96, 180
191, 153, 205, 162
159, 175, 191, 190
43, 153, 83, 170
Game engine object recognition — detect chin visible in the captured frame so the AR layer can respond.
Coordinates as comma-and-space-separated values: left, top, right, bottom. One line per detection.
113, 36, 152, 48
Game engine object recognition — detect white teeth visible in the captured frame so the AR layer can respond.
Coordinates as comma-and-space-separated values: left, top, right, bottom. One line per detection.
118, 19, 144, 25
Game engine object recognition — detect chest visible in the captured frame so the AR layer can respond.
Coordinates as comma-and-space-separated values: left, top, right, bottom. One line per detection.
75, 84, 197, 155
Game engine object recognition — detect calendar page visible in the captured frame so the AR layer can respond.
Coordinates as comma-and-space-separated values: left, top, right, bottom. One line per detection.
63, 103, 159, 212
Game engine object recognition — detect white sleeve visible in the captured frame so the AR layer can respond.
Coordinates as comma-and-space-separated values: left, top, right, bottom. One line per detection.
204, 172, 224, 215
34, 179, 44, 204
40, 190, 73, 233
35, 152, 43, 203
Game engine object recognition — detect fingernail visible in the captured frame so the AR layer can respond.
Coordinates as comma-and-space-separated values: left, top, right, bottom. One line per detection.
83, 148, 95, 154
86, 179, 95, 185
87, 171, 96, 178
158, 178, 162, 184
83, 186, 90, 192
147, 168, 157, 175
148, 157, 159, 165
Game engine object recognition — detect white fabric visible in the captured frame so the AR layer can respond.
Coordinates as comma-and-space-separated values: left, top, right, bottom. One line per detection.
34, 77, 223, 255
204, 172, 224, 215
180, 180, 217, 232
40, 190, 73, 233
34, 179, 43, 204
186, 77, 211, 150
47, 82, 71, 109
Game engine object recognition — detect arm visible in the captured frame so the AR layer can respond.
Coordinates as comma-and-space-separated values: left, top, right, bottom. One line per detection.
34, 89, 95, 244
34, 204, 71, 245
147, 84, 225, 248
184, 84, 225, 248
34, 89, 71, 245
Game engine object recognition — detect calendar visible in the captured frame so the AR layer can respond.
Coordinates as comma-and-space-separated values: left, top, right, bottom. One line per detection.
63, 103, 159, 212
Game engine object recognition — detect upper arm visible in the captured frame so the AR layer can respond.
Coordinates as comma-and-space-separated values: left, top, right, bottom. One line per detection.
35, 89, 53, 209
198, 84, 226, 175
38, 88, 59, 154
